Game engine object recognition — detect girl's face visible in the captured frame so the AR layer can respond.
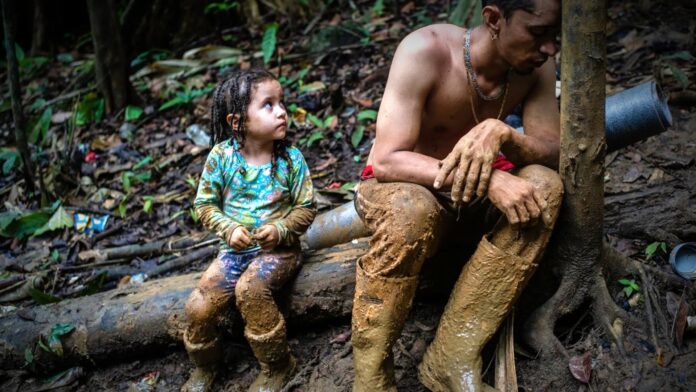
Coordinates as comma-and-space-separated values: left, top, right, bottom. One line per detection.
242, 79, 287, 144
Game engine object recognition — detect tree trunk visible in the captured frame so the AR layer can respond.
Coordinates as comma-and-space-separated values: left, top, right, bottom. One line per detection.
1, 0, 36, 195
522, 0, 617, 361
29, 0, 50, 55
0, 237, 470, 373
0, 240, 365, 372
85, 0, 130, 113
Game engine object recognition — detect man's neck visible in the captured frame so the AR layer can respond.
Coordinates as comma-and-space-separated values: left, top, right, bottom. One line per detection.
469, 26, 511, 86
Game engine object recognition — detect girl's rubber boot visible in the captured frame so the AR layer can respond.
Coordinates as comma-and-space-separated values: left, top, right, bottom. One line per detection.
181, 332, 221, 392
352, 261, 419, 392
245, 318, 297, 392
418, 236, 535, 392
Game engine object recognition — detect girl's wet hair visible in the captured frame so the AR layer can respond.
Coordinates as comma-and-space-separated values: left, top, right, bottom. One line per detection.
211, 68, 292, 177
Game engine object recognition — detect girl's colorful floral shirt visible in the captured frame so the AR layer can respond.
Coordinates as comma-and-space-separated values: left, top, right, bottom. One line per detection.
194, 139, 315, 253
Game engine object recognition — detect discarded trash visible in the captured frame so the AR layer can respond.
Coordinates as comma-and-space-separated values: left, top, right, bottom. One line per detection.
669, 242, 696, 280
73, 213, 109, 235
35, 367, 85, 391
120, 122, 137, 140
127, 371, 160, 392
131, 272, 147, 285
186, 124, 211, 146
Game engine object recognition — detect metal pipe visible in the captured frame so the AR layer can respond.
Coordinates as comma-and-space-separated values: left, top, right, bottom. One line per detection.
507, 80, 672, 152
605, 80, 672, 152
301, 201, 369, 250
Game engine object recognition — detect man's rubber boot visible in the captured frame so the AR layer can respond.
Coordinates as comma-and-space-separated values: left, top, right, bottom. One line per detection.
418, 236, 535, 392
352, 261, 419, 392
181, 332, 221, 392
245, 318, 297, 392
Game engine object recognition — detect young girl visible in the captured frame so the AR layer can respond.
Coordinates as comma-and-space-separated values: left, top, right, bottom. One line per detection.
182, 68, 316, 392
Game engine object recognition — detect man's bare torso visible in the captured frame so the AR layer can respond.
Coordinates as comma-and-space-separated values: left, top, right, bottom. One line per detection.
405, 25, 541, 160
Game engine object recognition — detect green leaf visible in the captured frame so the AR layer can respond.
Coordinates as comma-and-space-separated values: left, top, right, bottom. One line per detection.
357, 109, 377, 122
15, 43, 25, 62
24, 348, 33, 365
667, 63, 690, 89
618, 278, 632, 286
125, 105, 144, 122
262, 22, 279, 64
645, 241, 660, 259
0, 209, 53, 239
663, 51, 696, 62
660, 242, 667, 253
372, 0, 384, 16
30, 107, 53, 144
0, 148, 20, 175
353, 155, 361, 162
189, 208, 199, 223
307, 113, 324, 129
341, 182, 357, 191
27, 287, 62, 304
143, 196, 153, 214
34, 206, 73, 236
158, 96, 186, 111
323, 115, 336, 129
51, 249, 61, 262
133, 156, 152, 170
351, 125, 365, 148
118, 199, 128, 218
51, 323, 75, 336
306, 131, 324, 147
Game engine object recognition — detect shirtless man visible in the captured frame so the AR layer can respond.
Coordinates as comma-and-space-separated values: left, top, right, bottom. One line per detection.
351, 1, 564, 391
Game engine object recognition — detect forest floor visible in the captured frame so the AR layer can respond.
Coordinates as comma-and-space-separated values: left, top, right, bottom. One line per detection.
1, 0, 695, 391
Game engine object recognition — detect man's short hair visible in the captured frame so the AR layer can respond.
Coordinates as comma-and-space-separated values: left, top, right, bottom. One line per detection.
481, 0, 537, 19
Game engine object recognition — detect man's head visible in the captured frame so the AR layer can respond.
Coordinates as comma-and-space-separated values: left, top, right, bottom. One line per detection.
482, 0, 561, 74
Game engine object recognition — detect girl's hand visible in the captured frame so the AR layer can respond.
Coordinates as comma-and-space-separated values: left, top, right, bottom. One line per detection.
254, 225, 280, 251
226, 226, 253, 251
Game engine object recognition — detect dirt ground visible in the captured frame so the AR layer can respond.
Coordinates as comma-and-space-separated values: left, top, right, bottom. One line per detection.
1, 0, 695, 391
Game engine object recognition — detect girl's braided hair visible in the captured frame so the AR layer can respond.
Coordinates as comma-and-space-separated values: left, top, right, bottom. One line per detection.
210, 68, 292, 177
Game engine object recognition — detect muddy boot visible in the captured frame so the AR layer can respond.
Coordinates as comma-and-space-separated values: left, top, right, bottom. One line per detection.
181, 332, 221, 392
246, 318, 297, 392
418, 236, 536, 392
352, 261, 419, 392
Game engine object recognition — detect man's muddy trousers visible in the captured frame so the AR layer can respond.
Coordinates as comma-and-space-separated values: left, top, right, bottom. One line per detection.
183, 245, 302, 374
351, 164, 563, 392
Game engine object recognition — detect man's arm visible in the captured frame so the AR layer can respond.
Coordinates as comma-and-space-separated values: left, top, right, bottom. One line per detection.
433, 60, 560, 202
371, 29, 445, 186
502, 60, 560, 168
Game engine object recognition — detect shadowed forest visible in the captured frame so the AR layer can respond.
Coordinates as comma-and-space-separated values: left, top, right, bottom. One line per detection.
1, 0, 695, 391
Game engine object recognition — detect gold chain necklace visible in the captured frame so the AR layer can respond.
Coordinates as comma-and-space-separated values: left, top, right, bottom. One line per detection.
464, 30, 510, 124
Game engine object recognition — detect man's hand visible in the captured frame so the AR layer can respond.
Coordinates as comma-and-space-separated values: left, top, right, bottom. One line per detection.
433, 119, 512, 203
225, 226, 253, 251
254, 225, 280, 251
487, 171, 553, 230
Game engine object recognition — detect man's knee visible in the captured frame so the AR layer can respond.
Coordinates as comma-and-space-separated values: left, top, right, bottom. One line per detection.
387, 184, 442, 242
517, 164, 563, 206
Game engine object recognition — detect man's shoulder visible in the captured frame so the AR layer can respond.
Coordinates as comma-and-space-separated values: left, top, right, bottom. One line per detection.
397, 24, 461, 62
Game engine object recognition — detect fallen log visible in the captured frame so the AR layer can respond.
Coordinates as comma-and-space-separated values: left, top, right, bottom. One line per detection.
0, 239, 370, 372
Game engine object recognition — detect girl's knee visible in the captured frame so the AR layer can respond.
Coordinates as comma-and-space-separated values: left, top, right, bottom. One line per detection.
234, 274, 272, 306
185, 287, 217, 324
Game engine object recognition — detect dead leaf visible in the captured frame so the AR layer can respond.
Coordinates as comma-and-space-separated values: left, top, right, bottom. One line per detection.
568, 352, 592, 384
674, 292, 689, 347
329, 329, 351, 344
90, 134, 122, 151
401, 1, 415, 13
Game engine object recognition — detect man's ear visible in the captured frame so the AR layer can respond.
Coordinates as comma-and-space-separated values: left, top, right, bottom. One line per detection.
482, 5, 502, 36
226, 113, 240, 131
